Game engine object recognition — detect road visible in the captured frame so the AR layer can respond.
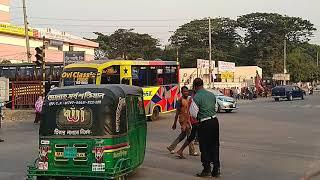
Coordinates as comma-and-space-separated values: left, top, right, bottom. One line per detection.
1, 96, 320, 180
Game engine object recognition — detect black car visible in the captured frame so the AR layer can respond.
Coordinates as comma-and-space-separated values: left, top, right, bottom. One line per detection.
271, 85, 305, 101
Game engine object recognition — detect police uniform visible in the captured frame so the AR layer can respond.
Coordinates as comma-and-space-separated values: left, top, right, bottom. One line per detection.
191, 88, 220, 176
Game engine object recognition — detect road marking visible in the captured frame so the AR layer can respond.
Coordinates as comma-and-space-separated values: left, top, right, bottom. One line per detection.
301, 105, 312, 108
315, 105, 320, 108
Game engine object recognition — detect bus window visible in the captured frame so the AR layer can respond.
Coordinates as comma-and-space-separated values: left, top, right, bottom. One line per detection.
171, 66, 178, 84
132, 66, 148, 87
149, 66, 157, 86
61, 68, 98, 86
156, 68, 164, 85
101, 66, 120, 84
121, 78, 130, 85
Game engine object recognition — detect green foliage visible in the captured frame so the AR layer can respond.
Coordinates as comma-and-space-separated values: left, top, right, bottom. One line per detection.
90, 13, 319, 82
170, 18, 240, 67
90, 29, 163, 60
237, 12, 316, 79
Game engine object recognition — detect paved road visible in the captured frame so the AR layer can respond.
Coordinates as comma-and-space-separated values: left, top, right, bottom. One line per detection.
1, 96, 320, 180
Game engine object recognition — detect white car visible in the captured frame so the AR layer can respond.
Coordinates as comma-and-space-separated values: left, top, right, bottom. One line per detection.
208, 89, 238, 113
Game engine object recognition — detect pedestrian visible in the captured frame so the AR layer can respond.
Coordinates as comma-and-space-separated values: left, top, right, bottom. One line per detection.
34, 96, 44, 124
167, 86, 197, 156
0, 101, 4, 142
176, 89, 199, 159
190, 78, 221, 178
235, 87, 241, 100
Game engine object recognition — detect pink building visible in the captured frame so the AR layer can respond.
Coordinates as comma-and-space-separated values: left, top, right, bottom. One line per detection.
0, 0, 98, 64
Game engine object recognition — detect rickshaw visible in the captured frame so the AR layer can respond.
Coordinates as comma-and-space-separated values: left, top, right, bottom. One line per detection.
27, 84, 147, 180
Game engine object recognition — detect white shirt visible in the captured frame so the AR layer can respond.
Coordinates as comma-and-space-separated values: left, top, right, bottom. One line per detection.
189, 100, 199, 119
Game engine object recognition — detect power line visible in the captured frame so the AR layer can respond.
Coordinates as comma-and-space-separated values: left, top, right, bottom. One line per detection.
30, 23, 173, 28
28, 17, 191, 22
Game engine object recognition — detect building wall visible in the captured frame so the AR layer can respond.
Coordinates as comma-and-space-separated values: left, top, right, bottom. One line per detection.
180, 66, 262, 88
234, 66, 262, 82
0, 32, 97, 63
0, 0, 9, 24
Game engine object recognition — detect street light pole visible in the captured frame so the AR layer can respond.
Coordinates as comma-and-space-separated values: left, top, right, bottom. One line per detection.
208, 17, 212, 88
22, 0, 31, 63
283, 38, 287, 85
317, 51, 319, 67
176, 47, 179, 62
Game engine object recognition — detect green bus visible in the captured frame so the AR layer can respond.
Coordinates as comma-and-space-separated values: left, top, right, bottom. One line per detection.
27, 84, 147, 180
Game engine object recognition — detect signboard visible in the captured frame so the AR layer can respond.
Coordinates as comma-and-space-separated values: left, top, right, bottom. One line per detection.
38, 29, 71, 42
0, 23, 36, 37
50, 40, 63, 47
273, 73, 290, 81
218, 61, 236, 72
64, 51, 85, 65
0, 77, 9, 102
197, 59, 215, 69
221, 72, 234, 80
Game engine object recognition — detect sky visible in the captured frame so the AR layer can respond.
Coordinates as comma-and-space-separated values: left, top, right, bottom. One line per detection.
9, 0, 320, 45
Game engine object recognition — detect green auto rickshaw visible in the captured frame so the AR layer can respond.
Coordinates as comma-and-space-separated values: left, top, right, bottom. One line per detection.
27, 84, 147, 180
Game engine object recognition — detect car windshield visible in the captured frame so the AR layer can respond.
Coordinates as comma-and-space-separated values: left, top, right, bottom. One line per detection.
208, 89, 224, 96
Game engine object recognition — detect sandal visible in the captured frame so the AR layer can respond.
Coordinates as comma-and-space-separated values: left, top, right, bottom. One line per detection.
189, 152, 199, 156
176, 153, 186, 159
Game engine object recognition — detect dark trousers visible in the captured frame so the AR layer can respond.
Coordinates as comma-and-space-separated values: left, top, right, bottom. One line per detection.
34, 112, 41, 123
198, 117, 220, 172
186, 123, 198, 143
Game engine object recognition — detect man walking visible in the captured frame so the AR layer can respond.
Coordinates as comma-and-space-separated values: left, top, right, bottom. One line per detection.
190, 78, 221, 178
167, 86, 197, 156
0, 101, 4, 142
176, 89, 199, 158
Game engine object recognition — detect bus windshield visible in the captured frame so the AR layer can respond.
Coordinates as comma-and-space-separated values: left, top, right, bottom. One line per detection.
61, 67, 98, 86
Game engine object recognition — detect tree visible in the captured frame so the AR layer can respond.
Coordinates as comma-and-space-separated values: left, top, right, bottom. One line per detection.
90, 29, 163, 60
237, 12, 316, 77
170, 18, 240, 67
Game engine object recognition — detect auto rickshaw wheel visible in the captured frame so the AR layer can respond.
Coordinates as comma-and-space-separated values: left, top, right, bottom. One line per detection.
150, 106, 160, 121
115, 175, 127, 180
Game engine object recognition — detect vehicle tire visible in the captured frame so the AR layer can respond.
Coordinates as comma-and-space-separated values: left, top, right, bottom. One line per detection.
275, 98, 279, 102
287, 94, 293, 101
150, 106, 160, 121
115, 175, 127, 180
225, 109, 233, 113
301, 95, 304, 100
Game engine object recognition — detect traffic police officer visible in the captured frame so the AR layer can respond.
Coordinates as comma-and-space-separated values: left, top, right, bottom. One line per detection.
190, 78, 220, 177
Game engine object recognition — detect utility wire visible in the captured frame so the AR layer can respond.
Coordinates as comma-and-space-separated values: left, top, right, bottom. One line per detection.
28, 17, 191, 22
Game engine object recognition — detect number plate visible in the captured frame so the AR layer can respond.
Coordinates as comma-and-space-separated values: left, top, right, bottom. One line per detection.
38, 162, 48, 170
64, 147, 77, 159
92, 163, 105, 172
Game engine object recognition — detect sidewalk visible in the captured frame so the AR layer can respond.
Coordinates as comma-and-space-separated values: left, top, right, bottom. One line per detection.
1, 109, 35, 123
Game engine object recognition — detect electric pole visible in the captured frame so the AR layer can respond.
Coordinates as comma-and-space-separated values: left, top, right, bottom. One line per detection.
283, 38, 287, 85
22, 0, 31, 63
208, 17, 212, 88
42, 36, 46, 96
317, 51, 319, 67
176, 47, 179, 62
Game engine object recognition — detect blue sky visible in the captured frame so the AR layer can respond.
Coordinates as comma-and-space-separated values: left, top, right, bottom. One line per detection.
9, 0, 320, 45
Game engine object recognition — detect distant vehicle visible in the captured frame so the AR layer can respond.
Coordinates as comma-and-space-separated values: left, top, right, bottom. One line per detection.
315, 85, 320, 91
271, 85, 305, 101
207, 89, 238, 113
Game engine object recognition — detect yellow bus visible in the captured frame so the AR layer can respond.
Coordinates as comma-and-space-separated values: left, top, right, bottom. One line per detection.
60, 60, 180, 120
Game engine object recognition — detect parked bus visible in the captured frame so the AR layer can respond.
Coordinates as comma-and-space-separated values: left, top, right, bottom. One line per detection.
0, 62, 63, 82
60, 60, 180, 121
0, 63, 64, 108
